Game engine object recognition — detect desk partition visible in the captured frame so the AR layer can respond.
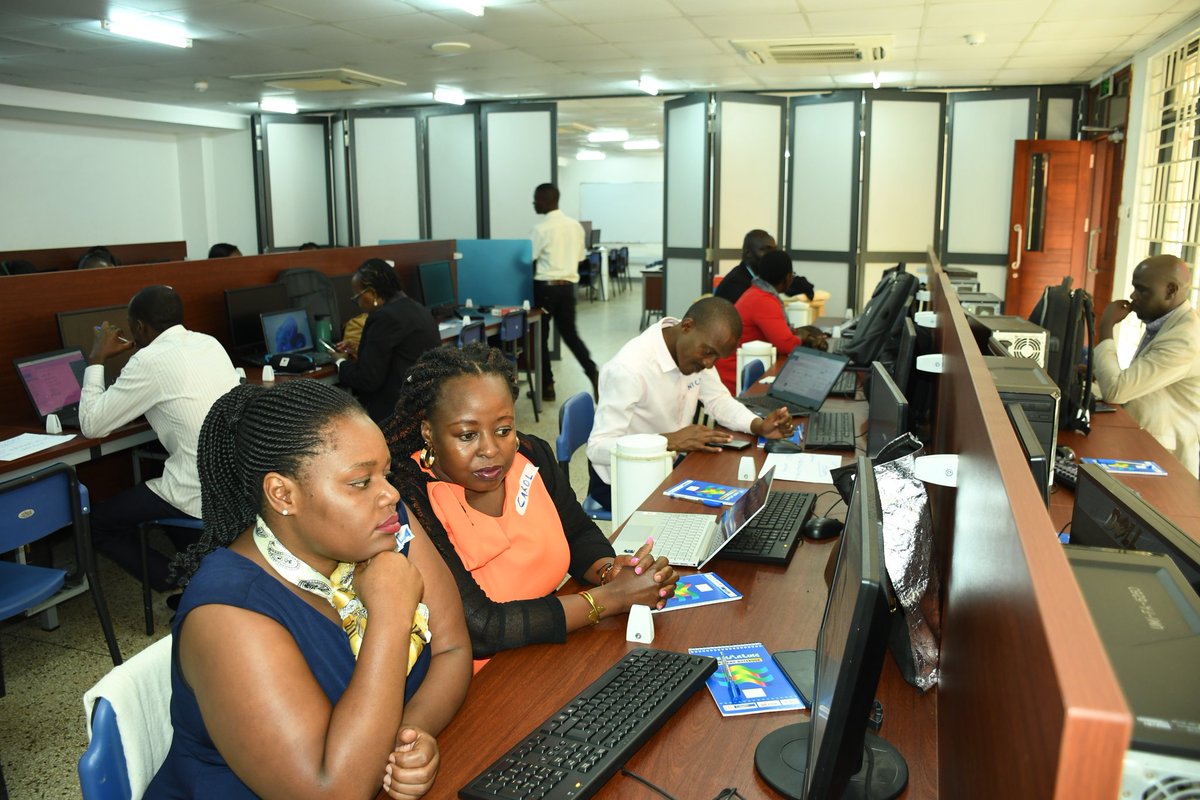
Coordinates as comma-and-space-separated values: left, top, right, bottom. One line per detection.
0, 240, 187, 272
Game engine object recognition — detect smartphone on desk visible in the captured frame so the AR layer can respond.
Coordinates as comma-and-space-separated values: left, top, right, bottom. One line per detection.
712, 439, 752, 450
318, 340, 337, 355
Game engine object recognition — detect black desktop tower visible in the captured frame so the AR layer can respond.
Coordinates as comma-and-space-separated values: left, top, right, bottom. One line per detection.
983, 356, 1060, 490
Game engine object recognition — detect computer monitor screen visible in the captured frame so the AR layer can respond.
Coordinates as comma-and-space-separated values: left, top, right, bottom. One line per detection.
261, 309, 313, 355
14, 348, 86, 417
1070, 463, 1200, 594
867, 361, 909, 458
418, 260, 456, 308
1007, 403, 1050, 506
225, 283, 292, 350
891, 318, 917, 395
56, 305, 133, 387
754, 456, 906, 800
590, 228, 602, 248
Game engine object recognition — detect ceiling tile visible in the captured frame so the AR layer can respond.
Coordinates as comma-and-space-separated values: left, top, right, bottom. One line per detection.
529, 43, 631, 62
690, 14, 813, 38
921, 23, 1036, 45
335, 13, 472, 41
257, 0, 417, 23
924, 1, 1053, 26
920, 41, 1019, 59
800, 0, 921, 10
1027, 17, 1157, 40
1004, 54, 1101, 69
584, 18, 706, 44
545, 0, 683, 25
674, 0, 801, 13
806, 6, 925, 34
1137, 12, 1196, 36
1045, 0, 1180, 19
173, 2, 314, 33
0, 0, 108, 26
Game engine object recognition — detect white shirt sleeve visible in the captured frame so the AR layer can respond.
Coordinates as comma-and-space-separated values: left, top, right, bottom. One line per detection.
79, 358, 157, 439
587, 366, 645, 469
698, 368, 758, 433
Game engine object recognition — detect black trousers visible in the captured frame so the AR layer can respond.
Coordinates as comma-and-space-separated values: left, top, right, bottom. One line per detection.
587, 462, 613, 510
534, 281, 597, 386
90, 483, 196, 592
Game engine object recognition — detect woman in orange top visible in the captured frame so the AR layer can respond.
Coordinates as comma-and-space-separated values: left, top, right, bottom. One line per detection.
386, 344, 677, 669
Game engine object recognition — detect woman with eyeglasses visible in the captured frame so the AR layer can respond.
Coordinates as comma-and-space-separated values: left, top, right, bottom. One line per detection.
333, 258, 442, 423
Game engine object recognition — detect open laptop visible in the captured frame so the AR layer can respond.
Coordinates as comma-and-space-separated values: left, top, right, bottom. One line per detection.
259, 308, 333, 366
14, 347, 88, 427
611, 467, 775, 568
740, 347, 850, 416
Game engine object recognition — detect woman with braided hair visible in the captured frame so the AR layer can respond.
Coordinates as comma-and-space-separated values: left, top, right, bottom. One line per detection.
385, 344, 677, 671
147, 380, 471, 799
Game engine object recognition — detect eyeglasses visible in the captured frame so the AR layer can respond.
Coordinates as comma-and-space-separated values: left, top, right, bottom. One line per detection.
351, 288, 370, 302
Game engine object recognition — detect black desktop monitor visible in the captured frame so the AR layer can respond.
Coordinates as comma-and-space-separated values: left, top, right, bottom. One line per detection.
867, 361, 910, 458
418, 260, 456, 308
1006, 403, 1050, 506
891, 318, 917, 396
755, 456, 907, 800
1070, 463, 1200, 595
590, 228, 602, 248
224, 283, 292, 350
56, 305, 134, 387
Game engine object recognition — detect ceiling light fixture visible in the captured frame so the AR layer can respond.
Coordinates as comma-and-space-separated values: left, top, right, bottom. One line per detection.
260, 96, 298, 114
587, 129, 629, 143
576, 149, 606, 161
431, 41, 471, 55
433, 87, 466, 105
101, 18, 192, 48
637, 77, 660, 96
623, 139, 661, 151
447, 1, 485, 16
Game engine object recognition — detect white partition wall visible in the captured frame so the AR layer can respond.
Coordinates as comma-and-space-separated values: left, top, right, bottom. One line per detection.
426, 108, 480, 241
332, 115, 350, 247
481, 103, 555, 239
789, 92, 862, 316
663, 94, 711, 318
348, 111, 422, 245
943, 90, 1035, 299
713, 94, 785, 270
254, 114, 334, 250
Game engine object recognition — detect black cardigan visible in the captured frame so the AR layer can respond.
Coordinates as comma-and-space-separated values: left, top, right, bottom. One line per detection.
400, 433, 615, 659
338, 295, 441, 422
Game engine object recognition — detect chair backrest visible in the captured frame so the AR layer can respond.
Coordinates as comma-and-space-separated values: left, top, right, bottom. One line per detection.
498, 310, 526, 343
458, 320, 485, 346
0, 462, 84, 553
741, 359, 766, 394
556, 391, 595, 472
80, 635, 174, 800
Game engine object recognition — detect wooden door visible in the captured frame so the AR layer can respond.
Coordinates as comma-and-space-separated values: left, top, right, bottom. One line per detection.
1005, 140, 1095, 318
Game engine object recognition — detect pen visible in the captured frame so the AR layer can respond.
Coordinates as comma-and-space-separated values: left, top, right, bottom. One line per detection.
675, 496, 724, 508
721, 654, 741, 703
93, 325, 130, 344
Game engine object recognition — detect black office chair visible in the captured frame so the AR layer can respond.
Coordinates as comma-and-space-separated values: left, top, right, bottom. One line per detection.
457, 320, 485, 347
497, 311, 539, 422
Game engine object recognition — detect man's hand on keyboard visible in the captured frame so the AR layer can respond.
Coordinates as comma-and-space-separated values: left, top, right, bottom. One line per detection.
383, 726, 440, 800
751, 407, 795, 440
665, 424, 729, 453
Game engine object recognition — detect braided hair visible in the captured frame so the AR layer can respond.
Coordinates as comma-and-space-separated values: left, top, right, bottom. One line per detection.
356, 258, 405, 302
171, 379, 363, 585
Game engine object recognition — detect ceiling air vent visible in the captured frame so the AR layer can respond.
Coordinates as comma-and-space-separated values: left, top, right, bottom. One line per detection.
230, 68, 406, 92
732, 37, 892, 66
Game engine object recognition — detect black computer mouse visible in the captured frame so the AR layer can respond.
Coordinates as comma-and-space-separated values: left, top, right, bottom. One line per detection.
802, 516, 844, 541
764, 438, 805, 455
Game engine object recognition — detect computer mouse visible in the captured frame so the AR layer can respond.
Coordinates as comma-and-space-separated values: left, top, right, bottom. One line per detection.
764, 438, 805, 455
1056, 444, 1077, 462
802, 516, 844, 541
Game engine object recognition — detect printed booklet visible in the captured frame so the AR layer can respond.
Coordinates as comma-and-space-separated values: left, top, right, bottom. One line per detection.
663, 479, 747, 506
655, 573, 742, 613
1081, 458, 1168, 476
687, 641, 806, 716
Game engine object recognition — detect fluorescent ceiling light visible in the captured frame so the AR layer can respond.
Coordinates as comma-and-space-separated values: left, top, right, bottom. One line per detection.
587, 129, 629, 144
576, 150, 606, 161
447, 0, 485, 15
623, 139, 661, 151
260, 97, 298, 114
637, 78, 659, 96
433, 87, 466, 105
101, 18, 192, 48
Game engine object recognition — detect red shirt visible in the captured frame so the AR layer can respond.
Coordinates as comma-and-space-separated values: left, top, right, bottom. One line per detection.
716, 285, 801, 394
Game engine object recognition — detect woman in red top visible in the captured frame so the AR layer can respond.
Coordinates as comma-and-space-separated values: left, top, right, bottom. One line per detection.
716, 250, 802, 394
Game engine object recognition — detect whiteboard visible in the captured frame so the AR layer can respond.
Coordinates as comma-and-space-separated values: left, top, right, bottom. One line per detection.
580, 181, 663, 243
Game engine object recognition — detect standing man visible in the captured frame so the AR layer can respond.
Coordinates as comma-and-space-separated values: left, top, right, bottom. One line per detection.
81, 285, 240, 590
1093, 254, 1200, 478
532, 183, 599, 401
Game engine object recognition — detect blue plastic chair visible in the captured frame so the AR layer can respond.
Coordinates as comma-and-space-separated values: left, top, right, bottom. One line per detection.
0, 463, 122, 696
458, 320, 485, 346
556, 392, 612, 521
741, 359, 766, 395
79, 698, 130, 800
137, 517, 202, 636
498, 310, 539, 422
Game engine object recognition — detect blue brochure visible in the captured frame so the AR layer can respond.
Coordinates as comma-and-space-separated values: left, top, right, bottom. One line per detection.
663, 479, 747, 506
1081, 458, 1168, 476
655, 573, 742, 613
687, 642, 805, 716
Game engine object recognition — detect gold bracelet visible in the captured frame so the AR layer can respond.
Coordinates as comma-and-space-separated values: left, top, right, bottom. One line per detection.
597, 560, 615, 585
579, 590, 605, 625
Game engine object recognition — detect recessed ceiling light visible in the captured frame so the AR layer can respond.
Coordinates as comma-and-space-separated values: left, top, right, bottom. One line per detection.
637, 77, 659, 96
623, 139, 661, 151
576, 149, 606, 161
101, 17, 192, 48
434, 87, 466, 105
446, 1, 485, 16
260, 96, 298, 114
431, 41, 471, 55
587, 129, 629, 143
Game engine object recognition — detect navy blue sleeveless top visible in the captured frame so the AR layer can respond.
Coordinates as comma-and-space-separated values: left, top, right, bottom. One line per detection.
145, 548, 430, 798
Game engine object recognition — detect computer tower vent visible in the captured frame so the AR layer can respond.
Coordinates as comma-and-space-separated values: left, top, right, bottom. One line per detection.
998, 334, 1046, 366
1136, 774, 1200, 799
1123, 752, 1200, 800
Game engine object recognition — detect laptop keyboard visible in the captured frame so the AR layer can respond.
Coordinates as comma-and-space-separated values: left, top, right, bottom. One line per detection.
829, 371, 856, 396
653, 514, 714, 565
720, 491, 815, 565
805, 410, 857, 451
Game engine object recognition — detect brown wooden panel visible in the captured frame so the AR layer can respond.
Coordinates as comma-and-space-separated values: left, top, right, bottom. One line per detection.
929, 250, 1130, 799
0, 241, 188, 272
0, 241, 455, 425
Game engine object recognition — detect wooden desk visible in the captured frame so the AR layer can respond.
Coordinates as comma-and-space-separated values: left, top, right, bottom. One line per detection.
437, 310, 545, 411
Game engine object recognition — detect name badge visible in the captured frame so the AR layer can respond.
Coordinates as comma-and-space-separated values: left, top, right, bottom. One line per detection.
514, 462, 539, 516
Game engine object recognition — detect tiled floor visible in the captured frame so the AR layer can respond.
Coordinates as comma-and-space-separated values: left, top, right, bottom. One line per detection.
0, 278, 645, 799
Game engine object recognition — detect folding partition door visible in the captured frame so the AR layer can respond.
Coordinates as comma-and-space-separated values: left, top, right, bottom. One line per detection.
663, 94, 711, 318
346, 109, 423, 246
480, 103, 556, 239
424, 107, 481, 241
253, 114, 335, 251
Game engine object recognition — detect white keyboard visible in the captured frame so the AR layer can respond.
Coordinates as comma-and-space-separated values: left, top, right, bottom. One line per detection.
654, 514, 714, 564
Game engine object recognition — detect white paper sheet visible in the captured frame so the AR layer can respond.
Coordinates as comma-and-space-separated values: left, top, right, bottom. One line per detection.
758, 452, 844, 484
0, 432, 77, 462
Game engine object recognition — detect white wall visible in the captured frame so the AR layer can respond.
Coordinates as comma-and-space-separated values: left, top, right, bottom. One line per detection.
557, 153, 663, 265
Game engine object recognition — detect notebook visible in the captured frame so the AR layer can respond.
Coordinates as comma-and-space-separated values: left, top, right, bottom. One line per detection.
259, 308, 332, 365
14, 347, 88, 427
611, 468, 774, 568
740, 347, 850, 415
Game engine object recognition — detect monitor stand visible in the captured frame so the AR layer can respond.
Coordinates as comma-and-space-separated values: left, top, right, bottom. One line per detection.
754, 722, 908, 800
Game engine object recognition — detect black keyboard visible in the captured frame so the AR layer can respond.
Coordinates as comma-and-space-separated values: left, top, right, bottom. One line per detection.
720, 490, 815, 565
805, 410, 856, 451
1054, 457, 1078, 490
829, 371, 856, 396
459, 648, 716, 800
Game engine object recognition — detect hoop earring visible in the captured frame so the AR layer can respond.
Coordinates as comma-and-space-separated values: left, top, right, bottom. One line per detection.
420, 442, 436, 469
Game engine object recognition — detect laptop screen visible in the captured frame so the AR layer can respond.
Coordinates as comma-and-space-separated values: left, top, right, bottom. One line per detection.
261, 309, 313, 355
769, 348, 851, 411
15, 348, 86, 417
699, 466, 775, 568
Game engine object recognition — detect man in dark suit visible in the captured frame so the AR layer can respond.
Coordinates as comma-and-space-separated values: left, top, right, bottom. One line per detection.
714, 229, 815, 304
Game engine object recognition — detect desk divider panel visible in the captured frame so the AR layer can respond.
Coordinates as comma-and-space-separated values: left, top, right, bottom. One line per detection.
0, 240, 454, 425
0, 241, 187, 272
928, 249, 1130, 798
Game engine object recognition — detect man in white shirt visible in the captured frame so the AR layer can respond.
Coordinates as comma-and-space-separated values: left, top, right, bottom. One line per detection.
586, 296, 794, 509
532, 183, 598, 401
81, 285, 240, 590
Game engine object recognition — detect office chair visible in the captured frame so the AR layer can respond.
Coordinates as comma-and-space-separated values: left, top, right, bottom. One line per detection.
0, 463, 122, 697
741, 359, 766, 395
579, 253, 602, 302
555, 392, 612, 521
137, 518, 201, 636
458, 320, 485, 347
79, 635, 173, 800
498, 310, 539, 423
